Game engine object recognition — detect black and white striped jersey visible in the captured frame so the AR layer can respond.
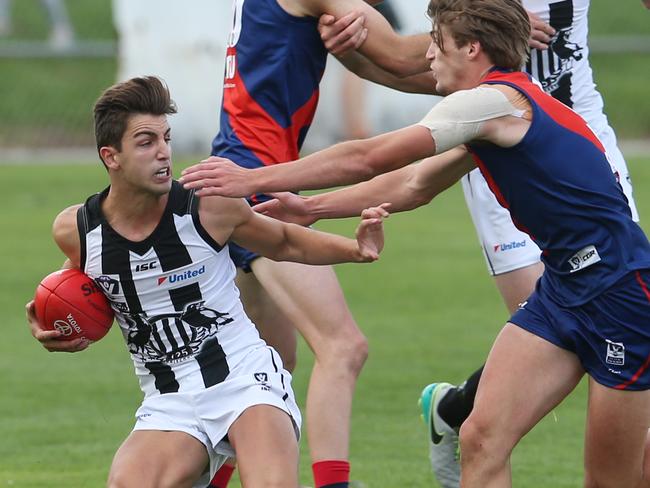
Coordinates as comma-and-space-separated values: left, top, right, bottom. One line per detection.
524, 0, 612, 139
77, 181, 266, 398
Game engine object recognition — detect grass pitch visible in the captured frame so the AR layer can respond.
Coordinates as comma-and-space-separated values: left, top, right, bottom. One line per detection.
1, 157, 649, 487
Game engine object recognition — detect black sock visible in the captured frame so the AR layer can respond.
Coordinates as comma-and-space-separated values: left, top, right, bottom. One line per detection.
437, 365, 484, 429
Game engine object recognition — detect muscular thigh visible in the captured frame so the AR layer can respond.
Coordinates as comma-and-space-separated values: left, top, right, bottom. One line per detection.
584, 379, 650, 487
109, 430, 208, 488
235, 265, 297, 369
470, 323, 584, 444
249, 258, 358, 345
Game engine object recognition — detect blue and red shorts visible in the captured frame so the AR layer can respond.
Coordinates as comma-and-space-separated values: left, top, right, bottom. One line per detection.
510, 269, 650, 390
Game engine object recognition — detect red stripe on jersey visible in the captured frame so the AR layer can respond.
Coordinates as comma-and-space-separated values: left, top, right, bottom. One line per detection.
222, 47, 319, 166
482, 71, 605, 153
469, 151, 537, 240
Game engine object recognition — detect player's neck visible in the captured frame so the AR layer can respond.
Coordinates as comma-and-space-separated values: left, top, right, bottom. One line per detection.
102, 186, 169, 242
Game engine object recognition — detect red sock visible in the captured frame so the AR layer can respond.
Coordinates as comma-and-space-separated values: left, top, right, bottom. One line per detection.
312, 460, 350, 488
209, 463, 235, 488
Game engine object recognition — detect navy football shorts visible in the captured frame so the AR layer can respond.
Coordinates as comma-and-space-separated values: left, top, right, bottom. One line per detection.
228, 241, 260, 273
510, 269, 650, 390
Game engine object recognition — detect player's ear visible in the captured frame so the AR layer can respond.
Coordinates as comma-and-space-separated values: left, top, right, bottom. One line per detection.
100, 146, 120, 170
466, 39, 481, 59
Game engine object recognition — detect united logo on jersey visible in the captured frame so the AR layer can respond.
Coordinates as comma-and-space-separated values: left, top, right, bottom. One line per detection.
77, 182, 265, 396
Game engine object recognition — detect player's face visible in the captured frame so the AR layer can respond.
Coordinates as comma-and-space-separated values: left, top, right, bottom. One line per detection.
115, 114, 173, 196
426, 25, 470, 96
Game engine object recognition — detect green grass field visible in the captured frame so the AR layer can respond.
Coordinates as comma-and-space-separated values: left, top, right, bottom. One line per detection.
1, 156, 649, 487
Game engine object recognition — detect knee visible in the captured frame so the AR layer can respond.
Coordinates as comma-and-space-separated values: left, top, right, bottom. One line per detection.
315, 327, 368, 377
459, 414, 513, 469
106, 469, 130, 488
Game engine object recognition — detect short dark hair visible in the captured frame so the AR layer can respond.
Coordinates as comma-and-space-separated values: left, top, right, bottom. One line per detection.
93, 76, 177, 165
427, 0, 530, 70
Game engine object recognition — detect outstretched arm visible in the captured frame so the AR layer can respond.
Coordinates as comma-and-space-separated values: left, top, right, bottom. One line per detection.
255, 147, 475, 225
181, 85, 526, 199
180, 125, 436, 197
199, 196, 387, 265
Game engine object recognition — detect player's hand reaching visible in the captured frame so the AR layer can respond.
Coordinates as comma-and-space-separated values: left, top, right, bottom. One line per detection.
355, 204, 389, 262
527, 10, 555, 50
319, 11, 368, 57
180, 157, 254, 198
25, 300, 89, 352
253, 192, 317, 226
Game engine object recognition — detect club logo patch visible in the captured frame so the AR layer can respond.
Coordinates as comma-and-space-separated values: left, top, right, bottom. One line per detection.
254, 372, 270, 391
605, 339, 625, 366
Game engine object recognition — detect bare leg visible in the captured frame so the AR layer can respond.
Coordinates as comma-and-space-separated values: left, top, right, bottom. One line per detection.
434, 262, 545, 429
493, 261, 544, 314
250, 258, 368, 462
584, 379, 650, 488
460, 324, 584, 488
108, 430, 208, 488
235, 268, 297, 371
228, 404, 299, 488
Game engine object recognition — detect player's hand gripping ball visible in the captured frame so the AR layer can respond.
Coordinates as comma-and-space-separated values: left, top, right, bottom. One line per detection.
34, 269, 114, 342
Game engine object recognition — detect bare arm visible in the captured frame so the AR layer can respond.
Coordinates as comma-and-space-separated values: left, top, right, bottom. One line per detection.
317, 10, 437, 93
181, 85, 527, 199
297, 0, 431, 76
255, 147, 475, 224
27, 204, 89, 353
198, 196, 386, 265
180, 125, 436, 197
337, 51, 439, 94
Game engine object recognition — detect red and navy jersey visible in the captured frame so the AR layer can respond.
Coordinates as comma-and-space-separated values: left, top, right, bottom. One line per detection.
211, 0, 327, 194
467, 68, 650, 306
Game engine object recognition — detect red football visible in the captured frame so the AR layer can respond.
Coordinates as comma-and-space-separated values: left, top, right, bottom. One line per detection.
34, 268, 114, 342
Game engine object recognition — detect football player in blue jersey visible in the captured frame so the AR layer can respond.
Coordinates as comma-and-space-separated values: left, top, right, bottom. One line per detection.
181, 1, 650, 486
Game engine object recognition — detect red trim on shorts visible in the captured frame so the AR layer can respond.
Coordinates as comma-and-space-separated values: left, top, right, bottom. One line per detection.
614, 353, 650, 390
614, 271, 650, 390
635, 270, 650, 302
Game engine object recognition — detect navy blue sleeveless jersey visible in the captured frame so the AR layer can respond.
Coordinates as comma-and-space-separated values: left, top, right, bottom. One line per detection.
467, 69, 650, 306
211, 0, 327, 199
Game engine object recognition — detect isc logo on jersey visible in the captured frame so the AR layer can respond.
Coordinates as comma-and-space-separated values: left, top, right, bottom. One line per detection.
157, 265, 206, 286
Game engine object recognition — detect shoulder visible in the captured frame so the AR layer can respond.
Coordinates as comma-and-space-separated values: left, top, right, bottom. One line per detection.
53, 204, 82, 234
52, 204, 83, 267
197, 195, 253, 239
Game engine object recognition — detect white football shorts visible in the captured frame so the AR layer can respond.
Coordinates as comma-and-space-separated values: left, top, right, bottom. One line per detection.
462, 126, 638, 276
132, 345, 301, 483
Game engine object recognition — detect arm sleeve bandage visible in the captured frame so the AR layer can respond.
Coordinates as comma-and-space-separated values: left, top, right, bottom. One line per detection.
417, 86, 524, 154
